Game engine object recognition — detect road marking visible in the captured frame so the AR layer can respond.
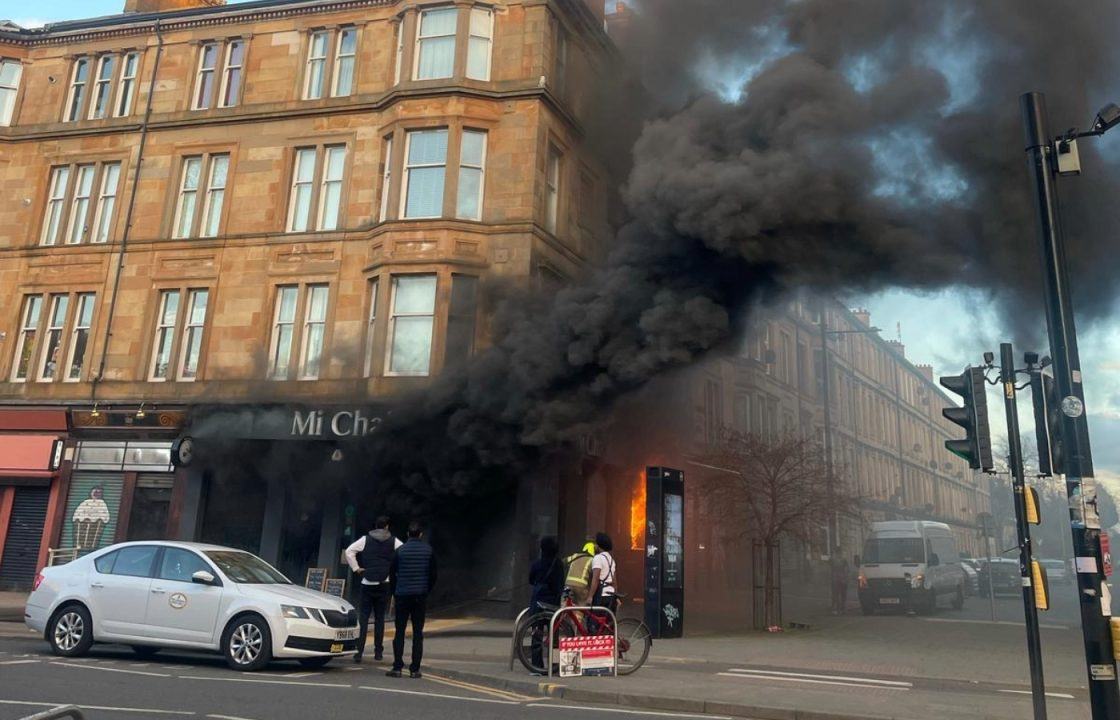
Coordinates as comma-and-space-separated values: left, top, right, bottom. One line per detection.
207, 715, 260, 720
725, 668, 912, 687
0, 699, 193, 715
0, 659, 40, 665
526, 703, 731, 719
718, 671, 909, 691
179, 675, 350, 688
997, 689, 1077, 700
922, 617, 1069, 630
280, 671, 321, 678
358, 685, 518, 705
52, 661, 170, 677
130, 663, 151, 667
425, 672, 536, 701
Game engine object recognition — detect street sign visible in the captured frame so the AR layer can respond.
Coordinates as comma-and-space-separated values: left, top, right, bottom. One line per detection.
1102, 533, 1112, 578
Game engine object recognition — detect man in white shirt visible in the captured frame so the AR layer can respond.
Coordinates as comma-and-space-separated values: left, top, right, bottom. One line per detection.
587, 532, 618, 612
345, 516, 403, 663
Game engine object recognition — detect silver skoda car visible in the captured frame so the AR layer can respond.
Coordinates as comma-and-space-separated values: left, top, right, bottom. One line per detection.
25, 541, 360, 671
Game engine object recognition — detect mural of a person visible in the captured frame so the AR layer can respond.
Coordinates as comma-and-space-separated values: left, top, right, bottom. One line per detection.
72, 486, 111, 549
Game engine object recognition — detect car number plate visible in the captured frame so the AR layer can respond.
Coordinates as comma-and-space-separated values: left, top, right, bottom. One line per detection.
879, 597, 901, 604
330, 643, 344, 653
336, 628, 359, 641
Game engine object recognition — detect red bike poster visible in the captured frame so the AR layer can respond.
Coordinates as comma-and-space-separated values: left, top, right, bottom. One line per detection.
558, 634, 616, 677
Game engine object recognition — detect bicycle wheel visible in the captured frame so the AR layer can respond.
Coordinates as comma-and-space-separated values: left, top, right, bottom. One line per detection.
615, 618, 652, 675
514, 612, 553, 674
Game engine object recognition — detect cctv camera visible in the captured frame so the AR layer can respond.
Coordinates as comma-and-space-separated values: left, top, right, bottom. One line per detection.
1024, 351, 1039, 366
1040, 356, 1052, 369
1093, 103, 1120, 134
982, 351, 995, 366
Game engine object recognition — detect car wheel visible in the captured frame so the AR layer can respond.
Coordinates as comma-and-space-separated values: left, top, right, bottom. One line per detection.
298, 656, 333, 669
49, 604, 94, 658
131, 645, 160, 659
222, 615, 272, 672
952, 585, 964, 610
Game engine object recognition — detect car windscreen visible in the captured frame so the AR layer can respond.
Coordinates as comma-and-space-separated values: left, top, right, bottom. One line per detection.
205, 551, 290, 584
862, 538, 925, 564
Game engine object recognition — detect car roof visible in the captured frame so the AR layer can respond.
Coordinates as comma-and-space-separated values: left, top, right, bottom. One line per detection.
94, 540, 247, 553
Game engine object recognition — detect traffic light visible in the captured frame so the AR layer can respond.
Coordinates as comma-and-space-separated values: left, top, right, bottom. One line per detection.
940, 367, 994, 471
1031, 368, 1064, 476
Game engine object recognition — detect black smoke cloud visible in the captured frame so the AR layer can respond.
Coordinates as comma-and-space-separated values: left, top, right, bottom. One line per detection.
366, 0, 1120, 505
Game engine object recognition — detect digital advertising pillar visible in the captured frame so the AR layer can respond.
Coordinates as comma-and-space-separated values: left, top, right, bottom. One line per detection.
644, 466, 684, 639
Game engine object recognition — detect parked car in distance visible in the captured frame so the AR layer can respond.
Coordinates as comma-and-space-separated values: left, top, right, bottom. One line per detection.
959, 561, 980, 596
978, 558, 1021, 597
858, 521, 966, 615
1040, 559, 1071, 586
25, 541, 360, 671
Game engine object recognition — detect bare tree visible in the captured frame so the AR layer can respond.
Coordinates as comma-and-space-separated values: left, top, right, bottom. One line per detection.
697, 428, 860, 628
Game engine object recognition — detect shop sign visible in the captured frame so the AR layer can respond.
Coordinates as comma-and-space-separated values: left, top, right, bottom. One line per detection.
291, 409, 383, 438
189, 405, 388, 441
558, 635, 616, 677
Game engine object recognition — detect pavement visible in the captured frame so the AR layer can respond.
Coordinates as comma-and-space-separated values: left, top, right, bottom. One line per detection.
0, 588, 1101, 719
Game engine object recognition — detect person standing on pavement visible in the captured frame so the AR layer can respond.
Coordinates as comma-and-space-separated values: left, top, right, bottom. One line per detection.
586, 532, 618, 613
830, 552, 850, 614
528, 536, 565, 671
345, 516, 402, 663
386, 521, 437, 679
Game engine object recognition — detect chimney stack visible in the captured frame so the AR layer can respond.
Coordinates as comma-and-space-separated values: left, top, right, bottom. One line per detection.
916, 364, 934, 383
852, 308, 871, 327
887, 340, 906, 358
124, 0, 225, 13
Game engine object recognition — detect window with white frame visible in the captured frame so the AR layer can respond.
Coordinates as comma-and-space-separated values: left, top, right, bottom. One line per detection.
1, 59, 23, 126
150, 290, 180, 381
269, 286, 299, 379
378, 135, 393, 222
414, 7, 457, 80
287, 145, 348, 232
91, 163, 121, 244
386, 274, 437, 377
64, 165, 96, 245
456, 129, 486, 220
41, 167, 71, 246
173, 157, 203, 239
201, 155, 229, 238
37, 295, 69, 382
11, 296, 42, 382
65, 293, 95, 382
219, 40, 244, 108
88, 55, 116, 120
173, 153, 230, 239
332, 28, 357, 97
466, 8, 493, 81
299, 284, 329, 379
114, 52, 139, 117
393, 21, 404, 85
545, 145, 561, 233
364, 279, 379, 377
178, 289, 209, 380
304, 31, 329, 100
193, 43, 219, 110
402, 128, 447, 219
65, 58, 90, 122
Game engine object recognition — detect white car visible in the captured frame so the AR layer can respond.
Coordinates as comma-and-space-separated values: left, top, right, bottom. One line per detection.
25, 541, 360, 671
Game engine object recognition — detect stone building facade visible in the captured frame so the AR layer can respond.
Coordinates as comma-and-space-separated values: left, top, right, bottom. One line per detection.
0, 0, 613, 591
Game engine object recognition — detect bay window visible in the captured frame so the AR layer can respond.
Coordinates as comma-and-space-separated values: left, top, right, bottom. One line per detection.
456, 130, 487, 220
402, 128, 447, 219
364, 279, 379, 377
466, 8, 493, 81
545, 145, 562, 233
0, 59, 21, 126
445, 274, 479, 366
414, 8, 457, 80
299, 285, 329, 379
269, 286, 298, 380
386, 275, 437, 377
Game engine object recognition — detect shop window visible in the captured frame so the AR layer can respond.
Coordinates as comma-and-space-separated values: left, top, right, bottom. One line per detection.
414, 7, 457, 80
287, 144, 348, 232
0, 59, 22, 126
466, 8, 493, 81
193, 40, 245, 110
364, 278, 379, 377
444, 274, 478, 367
148, 288, 210, 382
456, 130, 487, 220
545, 145, 561, 234
40, 161, 122, 246
268, 284, 330, 381
386, 274, 437, 377
402, 129, 447, 219
172, 153, 230, 239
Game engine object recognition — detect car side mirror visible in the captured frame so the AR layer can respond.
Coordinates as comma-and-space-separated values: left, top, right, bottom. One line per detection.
192, 570, 216, 585
929, 553, 940, 567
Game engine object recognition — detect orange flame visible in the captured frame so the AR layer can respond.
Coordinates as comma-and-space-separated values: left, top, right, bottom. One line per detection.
631, 471, 646, 550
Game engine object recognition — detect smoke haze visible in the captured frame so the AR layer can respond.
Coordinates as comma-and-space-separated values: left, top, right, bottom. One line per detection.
366, 0, 1120, 504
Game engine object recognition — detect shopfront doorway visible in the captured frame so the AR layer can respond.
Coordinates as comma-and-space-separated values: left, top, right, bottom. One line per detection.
0, 486, 49, 588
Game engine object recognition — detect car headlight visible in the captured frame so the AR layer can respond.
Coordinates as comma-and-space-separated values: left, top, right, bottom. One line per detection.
281, 605, 310, 619
912, 574, 925, 589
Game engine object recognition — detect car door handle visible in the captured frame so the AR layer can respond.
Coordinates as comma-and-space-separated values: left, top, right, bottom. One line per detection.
150, 588, 166, 595
90, 582, 104, 589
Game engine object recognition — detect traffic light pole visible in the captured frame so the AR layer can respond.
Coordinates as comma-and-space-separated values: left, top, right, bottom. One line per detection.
1000, 343, 1047, 720
1022, 91, 1119, 716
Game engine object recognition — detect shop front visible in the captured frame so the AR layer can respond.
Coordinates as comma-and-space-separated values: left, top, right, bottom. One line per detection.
0, 408, 68, 589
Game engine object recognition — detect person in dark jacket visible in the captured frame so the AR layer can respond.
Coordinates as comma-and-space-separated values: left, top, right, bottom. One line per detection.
528, 536, 564, 671
345, 516, 402, 662
386, 521, 437, 679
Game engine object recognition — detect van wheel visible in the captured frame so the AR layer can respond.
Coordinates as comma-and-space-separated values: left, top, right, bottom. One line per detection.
49, 604, 94, 658
222, 615, 272, 671
951, 585, 964, 610
916, 591, 936, 615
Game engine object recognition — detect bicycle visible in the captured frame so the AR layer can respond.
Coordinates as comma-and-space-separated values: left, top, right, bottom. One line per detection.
514, 588, 652, 676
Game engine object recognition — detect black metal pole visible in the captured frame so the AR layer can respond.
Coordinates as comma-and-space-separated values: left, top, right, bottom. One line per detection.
1021, 91, 1119, 717
1001, 343, 1048, 720
819, 320, 836, 554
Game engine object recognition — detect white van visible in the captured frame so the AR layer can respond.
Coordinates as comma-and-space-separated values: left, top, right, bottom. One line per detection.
857, 521, 966, 615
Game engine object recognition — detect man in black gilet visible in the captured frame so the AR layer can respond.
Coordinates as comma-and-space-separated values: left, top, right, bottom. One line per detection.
344, 516, 401, 663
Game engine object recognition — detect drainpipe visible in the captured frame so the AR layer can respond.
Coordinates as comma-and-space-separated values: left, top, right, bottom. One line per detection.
91, 19, 164, 404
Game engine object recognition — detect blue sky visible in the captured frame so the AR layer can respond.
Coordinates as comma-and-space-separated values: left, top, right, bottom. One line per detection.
14, 1, 1120, 479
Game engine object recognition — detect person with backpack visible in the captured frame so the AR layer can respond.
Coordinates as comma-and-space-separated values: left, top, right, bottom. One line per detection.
386, 521, 437, 679
345, 516, 403, 663
528, 536, 565, 671
586, 532, 618, 612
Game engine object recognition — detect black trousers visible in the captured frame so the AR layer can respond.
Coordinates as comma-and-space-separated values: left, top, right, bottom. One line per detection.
356, 583, 389, 658
392, 594, 427, 672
